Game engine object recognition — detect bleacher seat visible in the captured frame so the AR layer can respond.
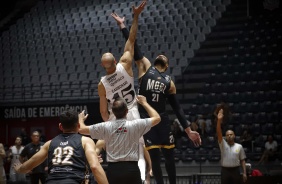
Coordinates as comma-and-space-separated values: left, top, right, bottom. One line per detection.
182, 148, 195, 162
250, 147, 263, 161
262, 123, 274, 135
0, 0, 276, 132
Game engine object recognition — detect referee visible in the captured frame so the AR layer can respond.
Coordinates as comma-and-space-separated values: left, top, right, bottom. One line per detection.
217, 109, 247, 184
78, 95, 160, 184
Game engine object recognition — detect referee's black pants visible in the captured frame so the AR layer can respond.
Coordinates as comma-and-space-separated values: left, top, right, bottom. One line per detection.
107, 161, 142, 184
221, 166, 242, 184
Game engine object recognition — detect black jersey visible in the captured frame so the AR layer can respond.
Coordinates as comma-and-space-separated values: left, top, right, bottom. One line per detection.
46, 133, 87, 183
138, 66, 171, 115
20, 142, 46, 173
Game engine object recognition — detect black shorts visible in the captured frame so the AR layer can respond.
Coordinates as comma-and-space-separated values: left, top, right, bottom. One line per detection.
142, 113, 175, 150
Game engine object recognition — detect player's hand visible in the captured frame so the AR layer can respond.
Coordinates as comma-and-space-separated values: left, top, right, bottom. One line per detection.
111, 13, 125, 25
136, 95, 147, 105
13, 163, 21, 173
186, 128, 201, 147
97, 154, 103, 163
217, 109, 224, 121
79, 110, 89, 121
14, 163, 31, 173
133, 0, 147, 16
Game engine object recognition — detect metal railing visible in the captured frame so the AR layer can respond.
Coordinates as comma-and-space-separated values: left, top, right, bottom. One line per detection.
0, 81, 100, 104
149, 174, 221, 184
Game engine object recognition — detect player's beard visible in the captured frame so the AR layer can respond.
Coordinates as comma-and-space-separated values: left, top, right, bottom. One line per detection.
103, 61, 115, 70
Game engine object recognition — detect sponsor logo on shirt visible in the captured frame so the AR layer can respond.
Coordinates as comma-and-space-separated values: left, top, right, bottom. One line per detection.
115, 127, 127, 134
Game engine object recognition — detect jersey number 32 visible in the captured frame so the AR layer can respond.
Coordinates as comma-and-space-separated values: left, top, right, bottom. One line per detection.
52, 146, 74, 165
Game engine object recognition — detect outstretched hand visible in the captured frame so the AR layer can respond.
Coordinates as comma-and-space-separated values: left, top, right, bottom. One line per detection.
79, 110, 89, 121
132, 0, 147, 16
186, 130, 202, 147
111, 13, 125, 25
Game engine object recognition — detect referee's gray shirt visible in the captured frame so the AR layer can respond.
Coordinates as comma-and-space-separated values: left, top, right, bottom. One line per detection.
219, 139, 246, 167
89, 118, 151, 162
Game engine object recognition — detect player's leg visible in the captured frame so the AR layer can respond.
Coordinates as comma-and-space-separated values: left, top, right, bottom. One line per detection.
160, 115, 176, 184
138, 138, 146, 182
144, 124, 164, 184
128, 109, 146, 182
148, 148, 163, 184
161, 148, 176, 184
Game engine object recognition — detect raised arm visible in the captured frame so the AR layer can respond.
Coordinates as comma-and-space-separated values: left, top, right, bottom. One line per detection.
167, 81, 201, 146
136, 95, 160, 126
217, 109, 224, 143
15, 141, 50, 173
98, 82, 109, 121
82, 137, 108, 184
78, 110, 91, 135
111, 12, 151, 78
119, 1, 146, 73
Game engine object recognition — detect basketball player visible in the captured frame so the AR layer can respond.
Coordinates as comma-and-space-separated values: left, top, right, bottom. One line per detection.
111, 13, 201, 184
96, 1, 149, 182
14, 110, 108, 184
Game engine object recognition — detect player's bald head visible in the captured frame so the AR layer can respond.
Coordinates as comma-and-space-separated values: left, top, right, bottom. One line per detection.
101, 52, 116, 69
101, 52, 115, 61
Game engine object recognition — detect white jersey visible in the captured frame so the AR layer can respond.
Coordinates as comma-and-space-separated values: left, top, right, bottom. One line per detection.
101, 63, 139, 121
9, 146, 26, 182
100, 63, 146, 180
